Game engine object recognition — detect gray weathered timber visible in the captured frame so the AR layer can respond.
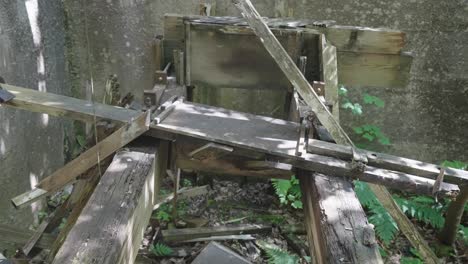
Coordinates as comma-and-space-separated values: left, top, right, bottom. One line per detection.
162, 224, 271, 242
231, 0, 351, 147
230, 3, 435, 261
2, 84, 140, 123
0, 224, 56, 250
299, 172, 383, 264
337, 51, 412, 88
11, 112, 149, 208
308, 139, 468, 185
52, 149, 157, 264
318, 25, 406, 54
152, 102, 459, 196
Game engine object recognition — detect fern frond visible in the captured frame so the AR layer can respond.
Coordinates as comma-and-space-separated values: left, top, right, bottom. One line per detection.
257, 241, 299, 264
150, 243, 173, 256
368, 205, 398, 245
394, 196, 445, 229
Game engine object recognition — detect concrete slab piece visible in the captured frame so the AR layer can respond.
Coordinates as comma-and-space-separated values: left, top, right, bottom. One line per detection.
191, 242, 252, 264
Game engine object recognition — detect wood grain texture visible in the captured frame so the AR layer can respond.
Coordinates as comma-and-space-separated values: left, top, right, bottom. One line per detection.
338, 51, 412, 88
0, 224, 56, 249
162, 224, 271, 242
11, 113, 149, 208
320, 25, 406, 54
308, 139, 468, 185
2, 84, 140, 123
231, 0, 352, 148
299, 172, 383, 264
152, 102, 458, 196
53, 149, 157, 264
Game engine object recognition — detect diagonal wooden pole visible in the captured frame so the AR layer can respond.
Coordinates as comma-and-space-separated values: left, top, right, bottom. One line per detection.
11, 112, 150, 208
231, 0, 439, 263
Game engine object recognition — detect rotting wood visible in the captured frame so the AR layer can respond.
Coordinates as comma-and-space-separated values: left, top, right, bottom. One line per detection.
162, 224, 271, 242
152, 102, 460, 196
0, 224, 56, 250
1, 84, 140, 124
230, 2, 438, 262
22, 212, 55, 255
308, 139, 467, 185
53, 148, 157, 264
153, 185, 210, 210
299, 171, 383, 263
181, 235, 255, 243
314, 25, 406, 55
11, 112, 150, 208
46, 170, 102, 262
231, 0, 351, 148
188, 142, 234, 161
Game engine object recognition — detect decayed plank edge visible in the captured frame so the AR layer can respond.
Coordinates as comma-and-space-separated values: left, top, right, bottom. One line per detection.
52, 149, 156, 264
153, 106, 457, 197
161, 224, 271, 242
299, 172, 383, 263
164, 14, 405, 54
2, 84, 140, 123
308, 139, 468, 185
0, 224, 56, 249
231, 0, 351, 148
11, 112, 149, 209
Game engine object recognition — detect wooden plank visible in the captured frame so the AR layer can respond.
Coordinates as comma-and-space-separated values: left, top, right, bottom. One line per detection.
338, 51, 412, 88
11, 112, 149, 208
151, 102, 460, 196
161, 224, 271, 242
176, 137, 291, 179
188, 142, 234, 160
0, 224, 56, 249
230, 3, 435, 261
319, 25, 406, 54
231, 0, 351, 147
307, 139, 468, 185
299, 172, 383, 263
2, 84, 140, 123
22, 212, 55, 255
52, 148, 157, 264
187, 22, 300, 90
320, 35, 339, 119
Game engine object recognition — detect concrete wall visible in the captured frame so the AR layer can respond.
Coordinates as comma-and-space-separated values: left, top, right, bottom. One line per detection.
0, 0, 466, 253
0, 0, 68, 252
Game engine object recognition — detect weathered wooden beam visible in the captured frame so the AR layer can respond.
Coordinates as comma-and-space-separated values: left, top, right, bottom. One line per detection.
22, 212, 55, 255
337, 51, 412, 88
188, 142, 234, 160
53, 148, 157, 264
161, 224, 271, 242
11, 112, 149, 208
0, 224, 56, 250
1, 84, 140, 123
299, 171, 382, 263
231, 0, 350, 148
308, 139, 468, 185
317, 25, 406, 55
153, 102, 459, 196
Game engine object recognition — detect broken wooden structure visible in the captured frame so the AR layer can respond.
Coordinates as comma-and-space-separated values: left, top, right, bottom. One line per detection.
1, 1, 466, 263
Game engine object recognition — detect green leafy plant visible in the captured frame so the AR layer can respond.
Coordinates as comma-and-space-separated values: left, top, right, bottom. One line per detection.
400, 248, 424, 264
150, 243, 173, 256
339, 86, 391, 147
355, 181, 398, 245
257, 241, 299, 264
271, 175, 302, 209
393, 195, 445, 229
